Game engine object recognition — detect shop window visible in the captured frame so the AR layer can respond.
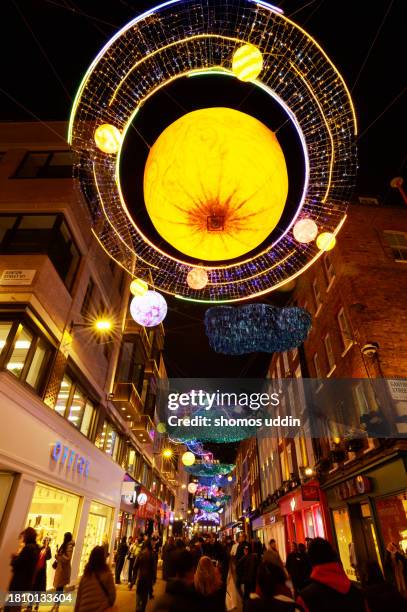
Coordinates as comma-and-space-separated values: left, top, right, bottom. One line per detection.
0, 320, 52, 393
13, 151, 73, 179
95, 421, 121, 460
337, 307, 353, 351
332, 507, 357, 581
324, 333, 336, 374
0, 214, 80, 291
54, 374, 96, 436
383, 231, 407, 262
376, 493, 407, 555
79, 502, 113, 576
26, 483, 80, 590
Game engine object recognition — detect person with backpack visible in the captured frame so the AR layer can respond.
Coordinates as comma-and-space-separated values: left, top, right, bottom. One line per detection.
51, 532, 75, 610
74, 545, 116, 612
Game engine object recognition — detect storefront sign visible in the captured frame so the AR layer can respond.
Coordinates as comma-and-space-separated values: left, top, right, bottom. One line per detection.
51, 441, 89, 477
302, 485, 320, 502
334, 475, 372, 501
0, 269, 36, 285
387, 379, 407, 401
136, 487, 161, 519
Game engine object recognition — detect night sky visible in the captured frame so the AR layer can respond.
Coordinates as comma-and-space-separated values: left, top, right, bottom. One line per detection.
1, 0, 405, 382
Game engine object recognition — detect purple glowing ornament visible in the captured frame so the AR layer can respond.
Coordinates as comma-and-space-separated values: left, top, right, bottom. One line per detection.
130, 290, 167, 327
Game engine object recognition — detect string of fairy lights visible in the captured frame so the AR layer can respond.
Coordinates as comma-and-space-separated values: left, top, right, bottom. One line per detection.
69, 0, 357, 304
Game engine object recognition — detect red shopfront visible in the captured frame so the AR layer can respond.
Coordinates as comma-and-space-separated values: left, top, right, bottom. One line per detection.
135, 486, 162, 535
279, 483, 331, 549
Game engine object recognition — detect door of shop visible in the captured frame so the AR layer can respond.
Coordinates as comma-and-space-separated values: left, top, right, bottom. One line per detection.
349, 502, 382, 571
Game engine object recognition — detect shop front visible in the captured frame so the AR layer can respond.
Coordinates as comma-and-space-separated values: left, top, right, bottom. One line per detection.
252, 508, 286, 561
134, 486, 162, 536
279, 482, 328, 552
0, 373, 124, 591
325, 453, 407, 586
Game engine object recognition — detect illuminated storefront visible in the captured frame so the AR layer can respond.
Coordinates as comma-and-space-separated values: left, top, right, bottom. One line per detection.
135, 486, 162, 535
325, 455, 407, 585
279, 483, 328, 551
0, 372, 124, 591
252, 509, 286, 561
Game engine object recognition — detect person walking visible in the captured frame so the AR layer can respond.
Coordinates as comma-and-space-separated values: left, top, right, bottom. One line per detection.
133, 539, 156, 612
237, 544, 259, 600
153, 549, 204, 612
114, 535, 128, 584
162, 536, 176, 581
244, 561, 303, 612
74, 545, 116, 612
32, 537, 52, 609
385, 542, 407, 594
128, 535, 144, 588
52, 532, 74, 611
263, 539, 285, 569
361, 560, 406, 612
296, 538, 366, 612
194, 555, 225, 612
5, 527, 40, 612
286, 543, 311, 596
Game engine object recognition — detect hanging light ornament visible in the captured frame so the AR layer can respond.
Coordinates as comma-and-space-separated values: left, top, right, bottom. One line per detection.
205, 305, 312, 355
184, 463, 235, 477
232, 44, 263, 81
188, 482, 198, 494
316, 232, 336, 251
186, 267, 209, 290
293, 218, 318, 244
130, 290, 167, 327
94, 123, 122, 154
182, 451, 196, 467
157, 422, 166, 434
130, 278, 148, 297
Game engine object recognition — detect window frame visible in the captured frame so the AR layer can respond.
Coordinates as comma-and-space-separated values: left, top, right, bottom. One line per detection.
324, 333, 336, 375
12, 150, 73, 179
323, 253, 335, 288
337, 307, 353, 353
54, 373, 97, 437
383, 230, 407, 263
312, 278, 322, 314
313, 352, 322, 378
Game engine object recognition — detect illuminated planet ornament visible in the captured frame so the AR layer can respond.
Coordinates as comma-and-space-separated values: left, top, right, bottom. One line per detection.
194, 507, 199, 514
130, 290, 167, 327
137, 493, 147, 506
316, 232, 336, 251
143, 107, 288, 261
293, 218, 318, 244
130, 277, 148, 296
232, 44, 263, 81
187, 267, 209, 290
188, 482, 198, 494
182, 451, 196, 466
157, 422, 167, 434
94, 123, 121, 154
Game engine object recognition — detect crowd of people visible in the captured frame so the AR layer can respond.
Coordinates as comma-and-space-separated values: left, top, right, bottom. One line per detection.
4, 527, 407, 612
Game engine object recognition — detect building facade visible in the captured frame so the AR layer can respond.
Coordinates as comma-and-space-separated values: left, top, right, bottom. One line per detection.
0, 122, 177, 591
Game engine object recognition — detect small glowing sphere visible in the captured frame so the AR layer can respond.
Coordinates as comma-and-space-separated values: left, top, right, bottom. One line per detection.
157, 422, 167, 434
144, 107, 288, 261
194, 507, 199, 514
130, 278, 148, 297
187, 267, 208, 290
94, 123, 122, 154
188, 482, 198, 494
216, 501, 221, 507
293, 218, 318, 244
182, 451, 196, 466
162, 448, 173, 459
227, 476, 233, 482
94, 319, 112, 331
276, 279, 296, 293
137, 493, 147, 506
130, 290, 167, 327
232, 44, 263, 81
316, 232, 336, 251
218, 507, 224, 514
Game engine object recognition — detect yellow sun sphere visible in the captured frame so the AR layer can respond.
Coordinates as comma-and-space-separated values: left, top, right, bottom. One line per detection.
182, 451, 196, 466
130, 277, 148, 296
143, 108, 288, 261
94, 123, 122, 154
187, 267, 208, 290
232, 44, 263, 82
316, 232, 336, 251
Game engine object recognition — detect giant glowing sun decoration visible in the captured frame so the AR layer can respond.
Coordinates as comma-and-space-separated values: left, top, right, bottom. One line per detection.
130, 290, 167, 327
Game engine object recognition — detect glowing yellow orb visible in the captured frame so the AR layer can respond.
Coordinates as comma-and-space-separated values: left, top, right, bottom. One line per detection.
182, 451, 196, 466
144, 108, 288, 261
316, 232, 336, 251
187, 267, 208, 290
157, 422, 167, 434
94, 123, 121, 154
130, 278, 148, 296
232, 44, 263, 81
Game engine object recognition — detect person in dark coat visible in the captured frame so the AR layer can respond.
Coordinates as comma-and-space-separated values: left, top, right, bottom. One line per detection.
244, 561, 303, 612
114, 535, 128, 584
297, 538, 366, 612
286, 543, 311, 596
5, 528, 40, 611
237, 544, 259, 599
133, 539, 156, 612
153, 549, 205, 612
235, 533, 249, 563
361, 560, 406, 612
194, 555, 225, 612
162, 536, 176, 581
32, 537, 52, 608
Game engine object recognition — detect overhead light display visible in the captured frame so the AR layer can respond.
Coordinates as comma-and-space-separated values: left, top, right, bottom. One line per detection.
130, 290, 167, 327
188, 482, 198, 494
182, 451, 196, 467
316, 232, 337, 251
130, 278, 148, 297
70, 0, 356, 302
144, 107, 288, 261
186, 267, 209, 290
293, 218, 318, 244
